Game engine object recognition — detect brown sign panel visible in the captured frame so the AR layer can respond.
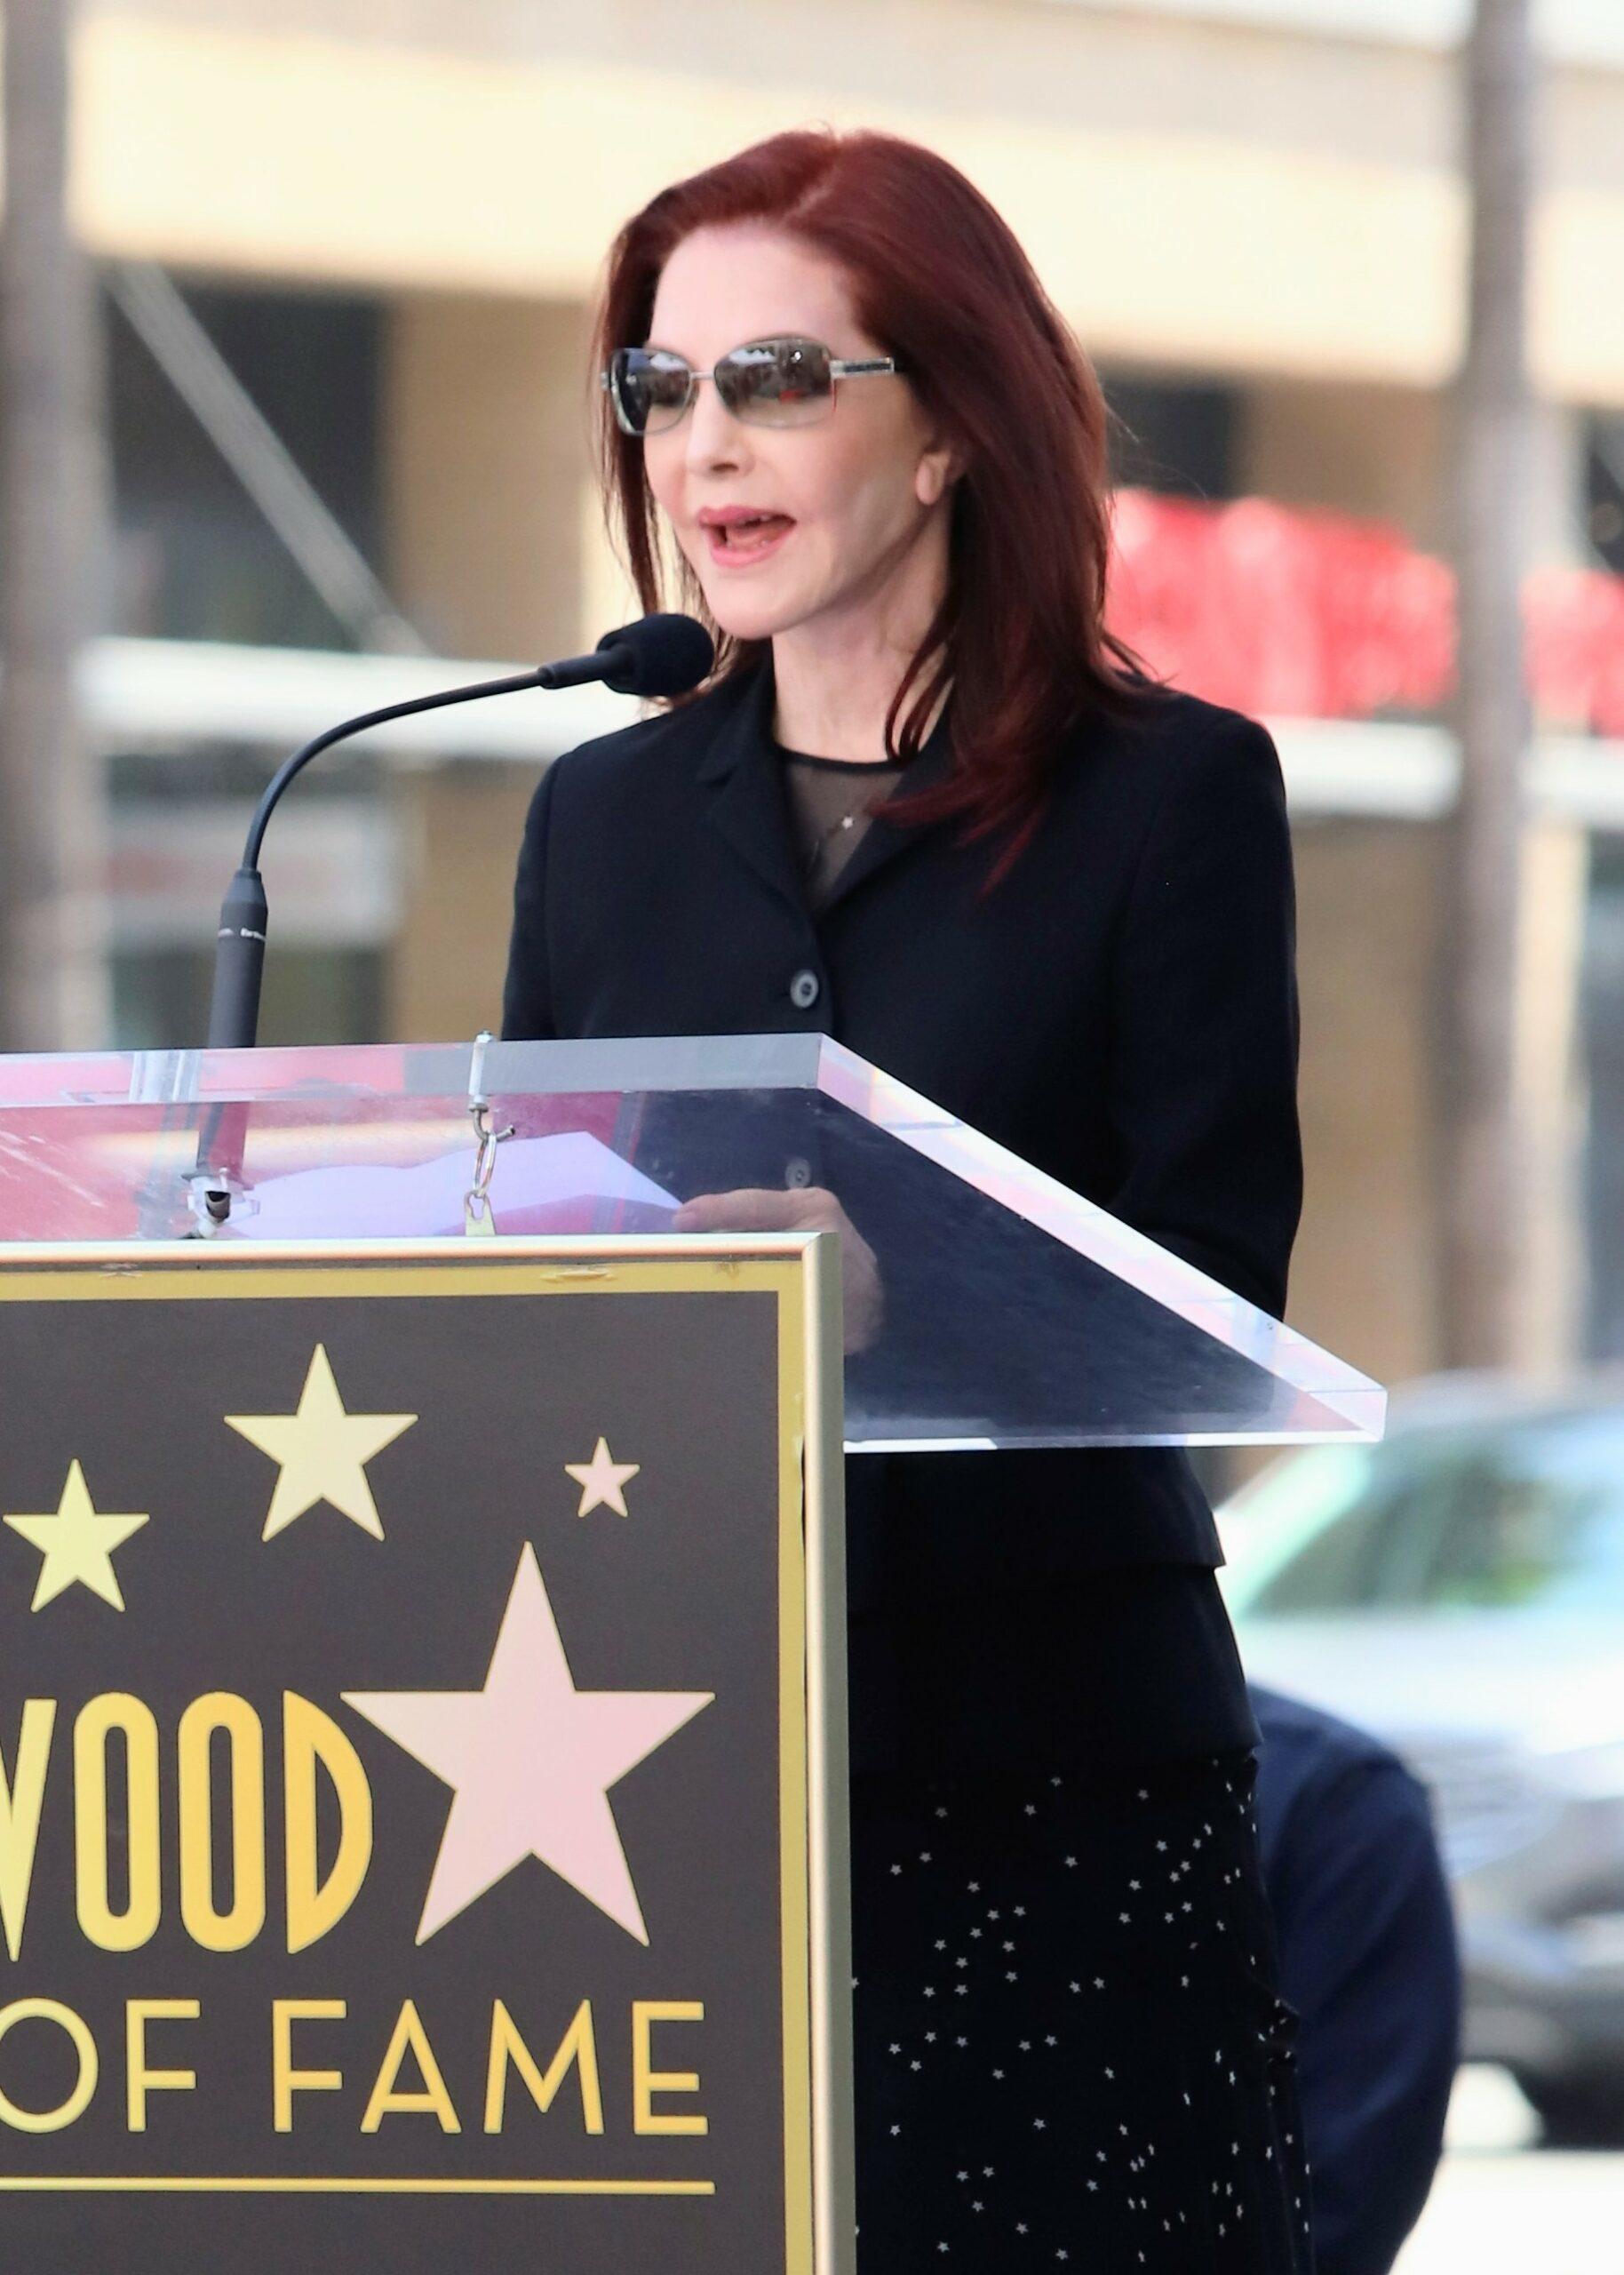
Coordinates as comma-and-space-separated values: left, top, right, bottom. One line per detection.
0, 1242, 846, 2273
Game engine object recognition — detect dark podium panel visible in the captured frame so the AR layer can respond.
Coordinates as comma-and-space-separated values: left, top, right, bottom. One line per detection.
0, 1242, 848, 2275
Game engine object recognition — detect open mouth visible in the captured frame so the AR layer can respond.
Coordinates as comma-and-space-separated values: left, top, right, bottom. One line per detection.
705, 514, 796, 563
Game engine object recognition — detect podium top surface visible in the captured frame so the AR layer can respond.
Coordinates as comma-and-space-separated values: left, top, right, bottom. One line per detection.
0, 1034, 1382, 1450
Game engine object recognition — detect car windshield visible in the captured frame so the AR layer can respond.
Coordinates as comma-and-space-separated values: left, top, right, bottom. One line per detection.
1224, 1411, 1624, 1616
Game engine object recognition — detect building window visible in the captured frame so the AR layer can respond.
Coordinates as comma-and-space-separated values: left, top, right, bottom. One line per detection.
1101, 371, 1238, 502
108, 280, 383, 650
1587, 413, 1624, 575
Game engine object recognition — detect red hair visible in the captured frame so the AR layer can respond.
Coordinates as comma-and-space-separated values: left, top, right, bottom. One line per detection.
592, 127, 1157, 883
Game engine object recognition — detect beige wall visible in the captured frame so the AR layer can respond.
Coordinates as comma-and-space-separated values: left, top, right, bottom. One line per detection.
1238, 379, 1447, 550
388, 767, 537, 1043
385, 294, 609, 662
1288, 818, 1445, 1385
69, 6, 1624, 402
1238, 383, 1586, 563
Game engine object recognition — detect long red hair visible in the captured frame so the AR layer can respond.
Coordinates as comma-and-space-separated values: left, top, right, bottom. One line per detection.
592, 127, 1157, 882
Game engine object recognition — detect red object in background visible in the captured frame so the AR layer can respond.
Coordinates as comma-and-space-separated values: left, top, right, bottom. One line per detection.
1105, 489, 1624, 733
1524, 565, 1624, 737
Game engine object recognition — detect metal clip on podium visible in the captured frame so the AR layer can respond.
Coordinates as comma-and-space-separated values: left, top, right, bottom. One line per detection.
0, 1034, 1381, 2274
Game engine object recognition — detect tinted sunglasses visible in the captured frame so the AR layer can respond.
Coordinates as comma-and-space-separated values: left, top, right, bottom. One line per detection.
602, 335, 903, 436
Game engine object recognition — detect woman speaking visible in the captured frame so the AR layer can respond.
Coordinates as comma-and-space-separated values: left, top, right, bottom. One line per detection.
504, 128, 1310, 2271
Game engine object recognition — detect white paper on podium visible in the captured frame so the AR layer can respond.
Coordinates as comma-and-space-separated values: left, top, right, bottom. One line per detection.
220, 1130, 680, 1240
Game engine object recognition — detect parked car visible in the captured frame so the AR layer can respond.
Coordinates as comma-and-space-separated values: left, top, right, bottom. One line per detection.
1221, 1372, 1624, 2144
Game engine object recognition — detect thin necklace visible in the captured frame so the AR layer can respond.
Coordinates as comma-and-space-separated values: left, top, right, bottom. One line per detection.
792, 764, 901, 874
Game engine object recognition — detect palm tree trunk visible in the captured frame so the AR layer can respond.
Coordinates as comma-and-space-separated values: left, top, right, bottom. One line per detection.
0, 0, 108, 1053
1439, 0, 1537, 1368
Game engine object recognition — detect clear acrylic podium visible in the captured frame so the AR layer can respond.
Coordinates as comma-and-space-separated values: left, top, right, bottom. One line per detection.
0, 1032, 1381, 1449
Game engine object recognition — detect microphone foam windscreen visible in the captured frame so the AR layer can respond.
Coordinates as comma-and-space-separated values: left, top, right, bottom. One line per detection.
597, 612, 715, 698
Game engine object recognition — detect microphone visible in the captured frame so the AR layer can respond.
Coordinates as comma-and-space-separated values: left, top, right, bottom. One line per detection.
204, 613, 713, 1054
540, 612, 715, 698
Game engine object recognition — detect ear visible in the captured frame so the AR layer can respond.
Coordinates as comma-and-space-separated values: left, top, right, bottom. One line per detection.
914, 439, 962, 509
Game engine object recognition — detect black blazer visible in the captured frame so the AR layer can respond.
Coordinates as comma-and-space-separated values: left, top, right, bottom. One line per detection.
502, 659, 1302, 1603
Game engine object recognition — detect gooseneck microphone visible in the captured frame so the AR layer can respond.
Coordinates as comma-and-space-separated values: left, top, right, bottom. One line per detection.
204, 613, 714, 1052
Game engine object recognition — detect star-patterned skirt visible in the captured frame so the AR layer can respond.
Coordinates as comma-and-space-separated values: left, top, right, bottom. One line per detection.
849, 1749, 1312, 2271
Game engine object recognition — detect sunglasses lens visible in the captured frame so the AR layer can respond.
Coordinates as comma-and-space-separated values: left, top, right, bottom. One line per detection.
717, 338, 834, 427
610, 348, 693, 435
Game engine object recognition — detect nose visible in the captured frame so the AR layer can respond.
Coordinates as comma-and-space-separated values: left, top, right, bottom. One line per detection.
683, 378, 750, 476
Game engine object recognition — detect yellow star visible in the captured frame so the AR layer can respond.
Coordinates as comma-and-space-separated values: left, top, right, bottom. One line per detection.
564, 1438, 641, 1517
4, 1460, 149, 1612
225, 1343, 416, 1543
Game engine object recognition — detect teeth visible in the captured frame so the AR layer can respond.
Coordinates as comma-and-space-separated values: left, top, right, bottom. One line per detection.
710, 514, 788, 546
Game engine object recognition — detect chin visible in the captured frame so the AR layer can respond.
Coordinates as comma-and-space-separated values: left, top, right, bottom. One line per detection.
698, 587, 802, 646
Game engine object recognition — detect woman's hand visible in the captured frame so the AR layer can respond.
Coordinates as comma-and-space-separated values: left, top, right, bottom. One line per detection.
670, 1185, 885, 1354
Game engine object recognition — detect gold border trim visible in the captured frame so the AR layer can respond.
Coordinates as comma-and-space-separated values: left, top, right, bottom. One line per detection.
0, 2177, 716, 2196
0, 1235, 841, 2271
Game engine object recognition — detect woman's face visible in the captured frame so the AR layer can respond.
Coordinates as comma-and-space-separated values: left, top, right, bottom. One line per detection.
641, 224, 957, 646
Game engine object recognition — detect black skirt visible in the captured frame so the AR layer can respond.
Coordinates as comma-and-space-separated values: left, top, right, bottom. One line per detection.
850, 1750, 1313, 2271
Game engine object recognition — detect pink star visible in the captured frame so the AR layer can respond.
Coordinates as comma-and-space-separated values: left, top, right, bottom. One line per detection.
564, 1438, 641, 1516
345, 1544, 711, 1944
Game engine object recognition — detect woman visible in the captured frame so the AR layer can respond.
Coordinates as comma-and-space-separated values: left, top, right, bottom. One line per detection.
504, 127, 1310, 2271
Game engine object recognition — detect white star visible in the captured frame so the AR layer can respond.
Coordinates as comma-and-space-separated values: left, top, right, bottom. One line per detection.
4, 1461, 148, 1610
226, 1344, 415, 1541
345, 1544, 711, 1944
564, 1437, 641, 1516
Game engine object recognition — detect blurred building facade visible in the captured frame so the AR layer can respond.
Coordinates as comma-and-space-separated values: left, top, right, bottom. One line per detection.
49, 0, 1624, 1385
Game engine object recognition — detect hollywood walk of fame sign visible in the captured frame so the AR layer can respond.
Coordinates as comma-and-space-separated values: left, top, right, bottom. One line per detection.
0, 1237, 849, 2274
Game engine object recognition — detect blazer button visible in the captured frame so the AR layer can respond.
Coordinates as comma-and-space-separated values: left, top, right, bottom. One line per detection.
788, 968, 821, 1010
784, 1155, 813, 1189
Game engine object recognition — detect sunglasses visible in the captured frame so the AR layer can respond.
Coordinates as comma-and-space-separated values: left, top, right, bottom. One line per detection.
602, 335, 904, 437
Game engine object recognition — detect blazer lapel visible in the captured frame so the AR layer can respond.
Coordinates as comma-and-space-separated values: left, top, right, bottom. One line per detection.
695, 667, 808, 918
